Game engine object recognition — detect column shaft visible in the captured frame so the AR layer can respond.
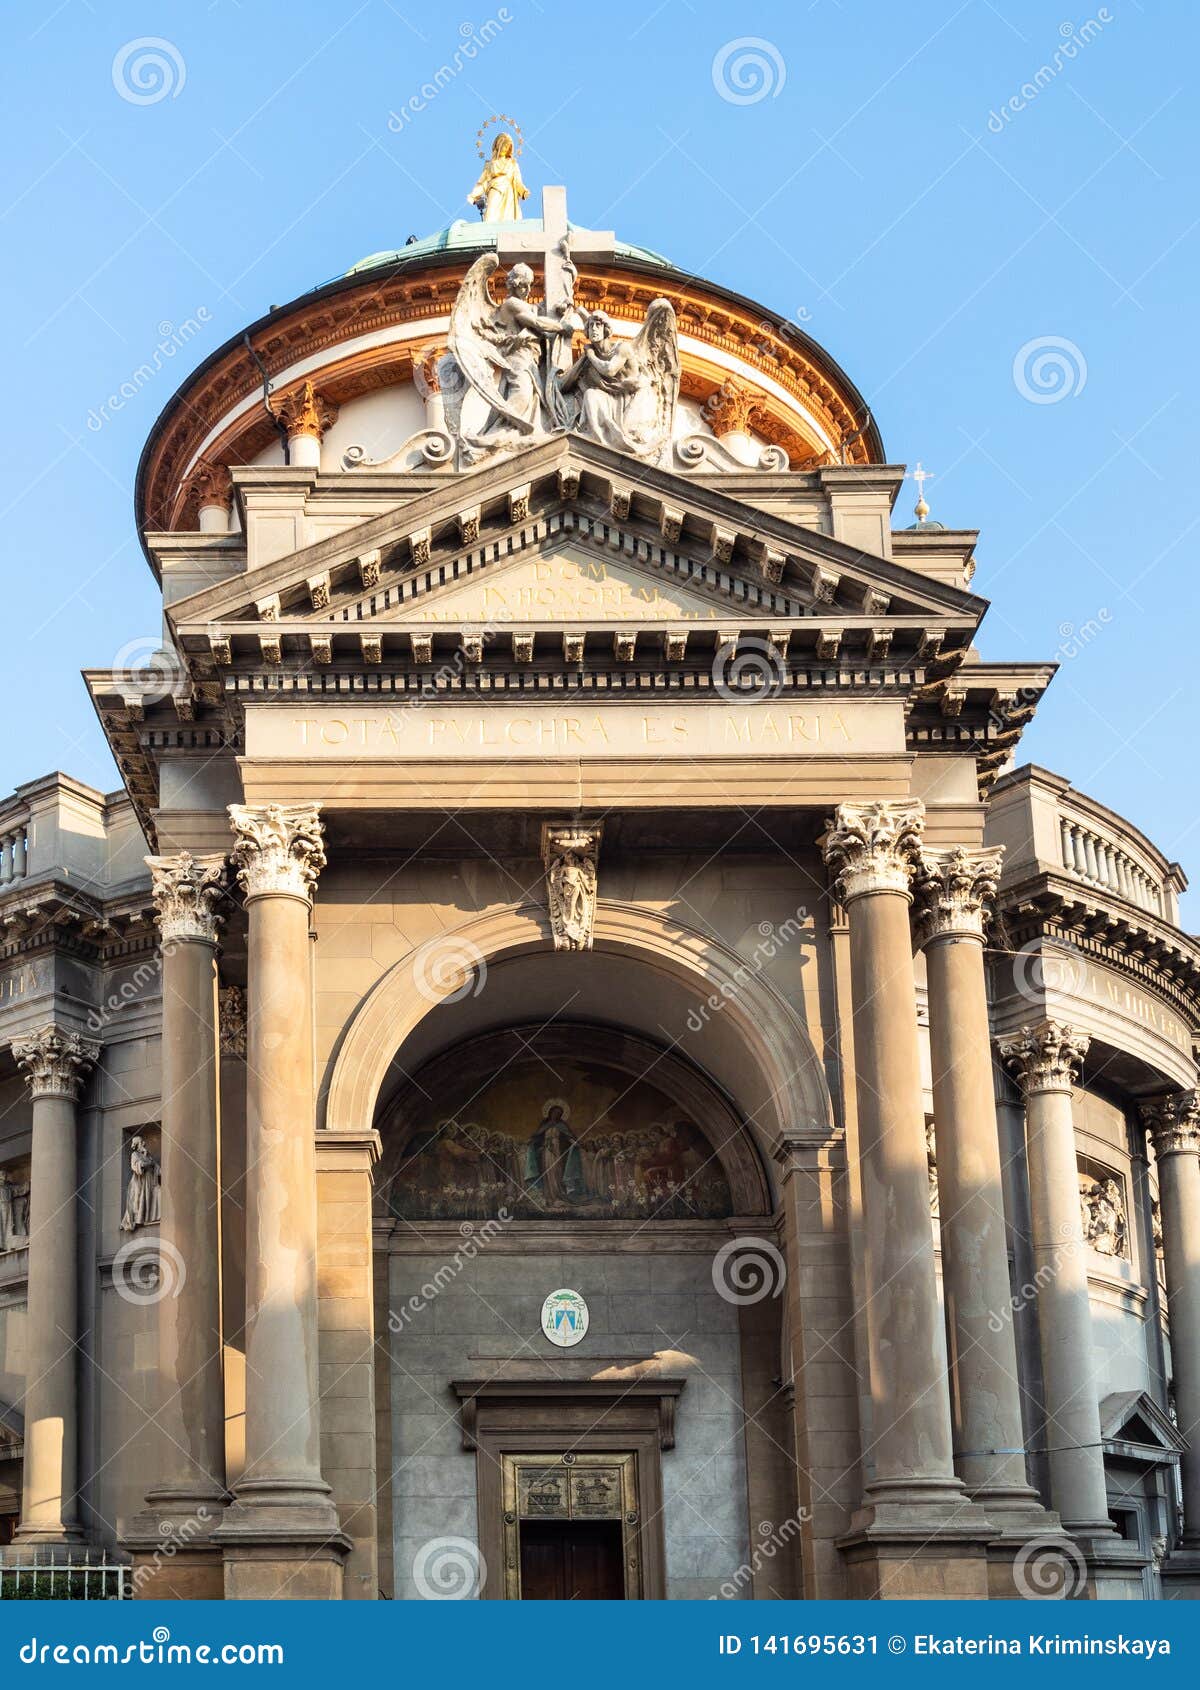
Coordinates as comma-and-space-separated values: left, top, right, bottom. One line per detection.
11, 1027, 97, 1545
19, 1092, 82, 1540
151, 935, 227, 1508
1161, 1147, 1200, 1537
240, 885, 325, 1495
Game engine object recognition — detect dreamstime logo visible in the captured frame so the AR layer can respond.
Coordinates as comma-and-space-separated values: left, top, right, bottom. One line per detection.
686, 909, 808, 1032
712, 1237, 786, 1305
112, 637, 187, 706
87, 310, 213, 432
1013, 336, 1088, 404
712, 38, 786, 105
388, 1212, 510, 1334
1012, 936, 1089, 1002
129, 1508, 213, 1596
412, 934, 488, 1003
112, 1237, 187, 1306
987, 1227, 1079, 1332
112, 38, 187, 106
711, 635, 787, 702
1013, 1534, 1088, 1599
710, 1512, 808, 1598
387, 15, 513, 133
987, 14, 1113, 133
412, 1535, 486, 1599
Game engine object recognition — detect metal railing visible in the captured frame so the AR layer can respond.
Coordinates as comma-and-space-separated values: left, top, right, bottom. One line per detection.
0, 1558, 130, 1600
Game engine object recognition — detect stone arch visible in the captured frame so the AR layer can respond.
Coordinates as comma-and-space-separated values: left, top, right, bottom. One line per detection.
321, 898, 832, 1177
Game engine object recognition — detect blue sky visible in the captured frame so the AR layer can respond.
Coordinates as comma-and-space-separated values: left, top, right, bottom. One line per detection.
2, 0, 1196, 911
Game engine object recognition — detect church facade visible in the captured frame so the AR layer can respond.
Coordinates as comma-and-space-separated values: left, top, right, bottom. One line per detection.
0, 165, 1198, 1603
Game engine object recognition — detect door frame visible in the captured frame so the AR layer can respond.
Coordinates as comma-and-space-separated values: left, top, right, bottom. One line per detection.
453, 1379, 684, 1600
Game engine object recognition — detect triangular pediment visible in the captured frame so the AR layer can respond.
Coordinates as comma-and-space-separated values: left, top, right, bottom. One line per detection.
169, 435, 984, 636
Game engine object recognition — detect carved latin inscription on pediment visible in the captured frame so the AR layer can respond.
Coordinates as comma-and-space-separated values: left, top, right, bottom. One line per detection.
381, 551, 791, 625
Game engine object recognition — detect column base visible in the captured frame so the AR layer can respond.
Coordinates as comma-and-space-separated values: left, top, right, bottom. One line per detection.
123, 1490, 229, 1600
971, 1496, 1080, 1599
1161, 1546, 1200, 1600
838, 1484, 994, 1599
1068, 1527, 1151, 1600
213, 1497, 351, 1601
11, 1522, 88, 1548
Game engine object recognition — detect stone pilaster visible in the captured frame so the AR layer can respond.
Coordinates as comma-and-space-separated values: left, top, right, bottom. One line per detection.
914, 849, 1065, 1593
998, 1022, 1145, 1593
125, 853, 230, 1597
1142, 1091, 1200, 1581
214, 803, 349, 1599
823, 801, 990, 1598
11, 1026, 99, 1544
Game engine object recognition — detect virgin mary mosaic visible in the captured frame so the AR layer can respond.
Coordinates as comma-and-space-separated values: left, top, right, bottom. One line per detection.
385, 1055, 733, 1222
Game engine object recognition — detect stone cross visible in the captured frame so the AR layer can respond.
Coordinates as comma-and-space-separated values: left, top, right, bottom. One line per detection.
495, 186, 616, 317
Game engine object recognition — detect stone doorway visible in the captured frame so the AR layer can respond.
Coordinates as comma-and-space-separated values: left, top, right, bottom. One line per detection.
504, 1451, 639, 1600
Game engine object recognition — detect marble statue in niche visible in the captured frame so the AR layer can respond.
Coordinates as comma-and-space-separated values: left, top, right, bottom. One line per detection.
1079, 1170, 1128, 1258
121, 1133, 161, 1232
0, 1168, 30, 1253
385, 1054, 733, 1223
543, 824, 601, 952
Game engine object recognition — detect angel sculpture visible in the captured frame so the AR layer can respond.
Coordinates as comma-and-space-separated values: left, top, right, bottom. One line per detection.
556, 302, 680, 462
445, 253, 578, 466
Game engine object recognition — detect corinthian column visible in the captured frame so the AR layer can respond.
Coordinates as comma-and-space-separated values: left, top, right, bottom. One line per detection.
823, 802, 988, 1595
125, 853, 230, 1597
914, 850, 1063, 1571
1141, 1091, 1200, 1554
996, 1022, 1116, 1538
214, 802, 348, 1600
11, 1026, 98, 1544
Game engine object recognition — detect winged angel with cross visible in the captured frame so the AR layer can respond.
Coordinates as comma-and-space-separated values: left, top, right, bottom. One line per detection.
443, 251, 680, 467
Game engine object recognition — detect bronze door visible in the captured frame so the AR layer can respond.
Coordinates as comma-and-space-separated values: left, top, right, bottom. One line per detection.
519, 1519, 626, 1599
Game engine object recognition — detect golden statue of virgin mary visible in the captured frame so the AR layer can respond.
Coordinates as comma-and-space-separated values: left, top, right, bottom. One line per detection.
468, 130, 529, 223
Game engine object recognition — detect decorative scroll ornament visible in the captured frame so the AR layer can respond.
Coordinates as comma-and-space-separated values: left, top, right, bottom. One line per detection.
1079, 1170, 1128, 1258
13, 1025, 101, 1100
145, 852, 228, 944
542, 824, 602, 952
228, 802, 326, 901
218, 985, 248, 1058
1141, 1090, 1200, 1159
821, 800, 925, 903
912, 845, 1005, 947
996, 1020, 1090, 1095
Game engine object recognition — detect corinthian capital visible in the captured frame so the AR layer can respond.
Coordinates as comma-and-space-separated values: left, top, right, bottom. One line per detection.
145, 852, 228, 944
822, 800, 924, 903
13, 1025, 100, 1100
912, 845, 1005, 947
996, 1020, 1089, 1096
1140, 1091, 1200, 1159
228, 803, 325, 901
273, 379, 338, 441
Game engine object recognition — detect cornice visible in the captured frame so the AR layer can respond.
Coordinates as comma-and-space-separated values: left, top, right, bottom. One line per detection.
996, 868, 1200, 1031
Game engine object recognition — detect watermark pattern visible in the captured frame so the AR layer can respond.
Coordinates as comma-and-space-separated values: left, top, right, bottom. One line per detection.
686, 909, 808, 1032
710, 1513, 808, 1598
129, 1508, 213, 1596
411, 933, 488, 1003
111, 1236, 187, 1305
711, 635, 787, 702
712, 38, 786, 106
1012, 934, 1089, 1003
712, 1237, 787, 1305
1013, 1533, 1089, 1599
987, 14, 1114, 133
1013, 336, 1088, 404
110, 637, 187, 706
86, 953, 164, 1034
112, 39, 187, 107
87, 312, 213, 432
387, 1214, 509, 1334
412, 1535, 486, 1599
387, 16, 514, 134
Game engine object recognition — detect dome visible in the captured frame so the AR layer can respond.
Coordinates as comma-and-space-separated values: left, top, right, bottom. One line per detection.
339, 218, 676, 282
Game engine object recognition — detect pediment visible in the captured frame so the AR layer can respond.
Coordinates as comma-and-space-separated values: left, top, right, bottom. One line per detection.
1100, 1390, 1186, 1460
170, 435, 983, 637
